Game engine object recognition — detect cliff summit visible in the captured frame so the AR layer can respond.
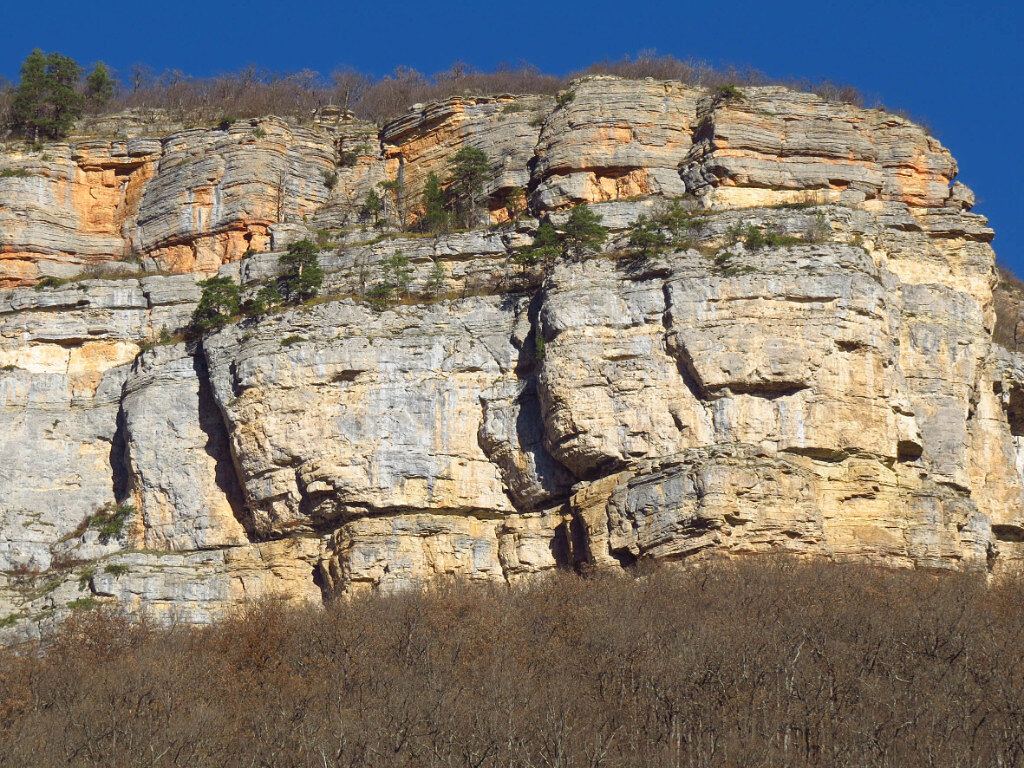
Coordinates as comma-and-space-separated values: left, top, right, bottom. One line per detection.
0, 75, 1017, 640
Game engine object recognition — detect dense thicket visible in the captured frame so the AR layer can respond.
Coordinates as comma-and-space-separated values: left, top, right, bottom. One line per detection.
2, 558, 1024, 767
0, 53, 868, 136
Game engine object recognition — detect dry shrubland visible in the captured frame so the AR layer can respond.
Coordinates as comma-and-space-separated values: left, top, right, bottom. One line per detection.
0, 54, 866, 131
110, 55, 864, 124
2, 557, 1022, 767
994, 263, 1024, 352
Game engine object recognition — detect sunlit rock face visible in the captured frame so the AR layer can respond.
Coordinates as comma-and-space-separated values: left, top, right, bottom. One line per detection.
1, 76, 1020, 641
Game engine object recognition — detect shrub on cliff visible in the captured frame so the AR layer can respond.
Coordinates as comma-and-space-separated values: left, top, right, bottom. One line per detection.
446, 146, 491, 229
419, 172, 450, 233
278, 238, 324, 304
190, 276, 240, 333
562, 204, 607, 260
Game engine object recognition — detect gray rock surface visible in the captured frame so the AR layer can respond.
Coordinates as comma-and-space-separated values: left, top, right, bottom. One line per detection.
0, 77, 1021, 640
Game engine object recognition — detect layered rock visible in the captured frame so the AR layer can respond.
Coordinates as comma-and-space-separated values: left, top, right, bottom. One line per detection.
531, 77, 700, 209
0, 118, 373, 286
680, 86, 957, 209
381, 95, 549, 224
1, 76, 1021, 642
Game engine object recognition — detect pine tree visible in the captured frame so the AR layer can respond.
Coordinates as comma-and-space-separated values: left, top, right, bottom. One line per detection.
420, 172, 449, 232
279, 239, 324, 304
513, 221, 561, 269
562, 205, 607, 261
503, 186, 526, 222
361, 188, 383, 224
627, 215, 669, 257
190, 277, 241, 332
446, 146, 490, 229
424, 258, 447, 297
85, 62, 116, 110
367, 250, 413, 309
382, 250, 412, 296
242, 280, 281, 318
10, 50, 84, 140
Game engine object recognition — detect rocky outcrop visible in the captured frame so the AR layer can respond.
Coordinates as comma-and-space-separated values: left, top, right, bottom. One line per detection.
382, 94, 550, 224
1, 76, 1021, 641
0, 118, 379, 286
680, 86, 957, 209
531, 77, 700, 209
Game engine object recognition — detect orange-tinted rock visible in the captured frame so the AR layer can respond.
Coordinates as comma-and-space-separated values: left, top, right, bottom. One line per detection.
531, 77, 701, 209
381, 94, 548, 225
681, 86, 958, 210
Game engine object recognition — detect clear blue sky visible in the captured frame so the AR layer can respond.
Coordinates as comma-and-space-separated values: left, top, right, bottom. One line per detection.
2, 0, 1021, 271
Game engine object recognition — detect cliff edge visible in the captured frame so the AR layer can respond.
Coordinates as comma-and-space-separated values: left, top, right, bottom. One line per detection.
1, 77, 1019, 640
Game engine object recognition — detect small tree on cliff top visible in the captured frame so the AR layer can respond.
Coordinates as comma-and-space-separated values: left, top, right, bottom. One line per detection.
84, 62, 116, 110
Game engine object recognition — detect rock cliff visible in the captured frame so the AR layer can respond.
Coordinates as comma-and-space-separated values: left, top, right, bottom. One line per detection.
1, 76, 1019, 640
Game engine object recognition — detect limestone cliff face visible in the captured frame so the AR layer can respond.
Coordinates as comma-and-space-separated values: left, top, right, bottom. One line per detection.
0, 76, 1020, 640
0, 117, 379, 286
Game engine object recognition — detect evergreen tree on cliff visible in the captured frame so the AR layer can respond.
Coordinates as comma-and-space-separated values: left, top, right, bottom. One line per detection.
191, 277, 241, 333
446, 146, 491, 228
420, 172, 450, 233
84, 62, 116, 110
10, 50, 84, 140
279, 239, 324, 304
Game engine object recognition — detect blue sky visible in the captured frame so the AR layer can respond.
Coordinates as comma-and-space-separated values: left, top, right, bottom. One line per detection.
2, 0, 1021, 270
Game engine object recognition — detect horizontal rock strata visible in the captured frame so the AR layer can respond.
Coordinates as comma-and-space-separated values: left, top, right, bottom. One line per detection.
1, 76, 1020, 641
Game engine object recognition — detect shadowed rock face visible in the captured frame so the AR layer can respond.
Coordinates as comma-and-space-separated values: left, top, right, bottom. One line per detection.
0, 76, 1020, 640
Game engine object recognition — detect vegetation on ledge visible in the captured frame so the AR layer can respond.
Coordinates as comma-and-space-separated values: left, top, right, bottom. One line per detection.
0, 52, 868, 137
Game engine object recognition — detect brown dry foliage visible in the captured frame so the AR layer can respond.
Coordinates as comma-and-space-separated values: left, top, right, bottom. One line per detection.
993, 263, 1024, 352
2, 558, 1024, 767
2, 55, 866, 131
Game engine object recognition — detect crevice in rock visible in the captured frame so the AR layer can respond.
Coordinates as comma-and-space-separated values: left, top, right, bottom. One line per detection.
897, 439, 924, 462
725, 382, 810, 399
192, 347, 250, 537
782, 446, 855, 463
479, 287, 577, 513
565, 515, 590, 571
678, 95, 720, 197
661, 282, 711, 408
609, 546, 638, 569
109, 405, 130, 502
549, 519, 574, 570
992, 524, 1024, 543
312, 560, 335, 605
1004, 383, 1024, 437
